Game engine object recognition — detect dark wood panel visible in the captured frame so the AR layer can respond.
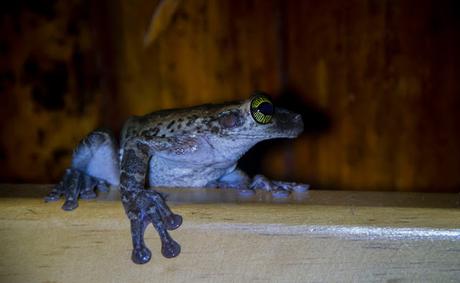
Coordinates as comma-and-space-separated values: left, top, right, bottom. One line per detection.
113, 0, 281, 119
0, 0, 103, 182
1, 0, 459, 192
283, 0, 460, 191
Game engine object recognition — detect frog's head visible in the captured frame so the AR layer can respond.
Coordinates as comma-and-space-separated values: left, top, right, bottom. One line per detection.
208, 92, 303, 143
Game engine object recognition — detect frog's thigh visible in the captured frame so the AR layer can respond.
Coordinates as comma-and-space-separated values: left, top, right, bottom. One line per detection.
72, 129, 120, 186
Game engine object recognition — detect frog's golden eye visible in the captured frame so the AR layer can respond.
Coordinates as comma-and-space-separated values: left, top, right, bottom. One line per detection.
250, 95, 274, 124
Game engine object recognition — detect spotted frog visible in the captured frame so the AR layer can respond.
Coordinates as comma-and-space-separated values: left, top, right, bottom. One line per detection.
45, 92, 308, 264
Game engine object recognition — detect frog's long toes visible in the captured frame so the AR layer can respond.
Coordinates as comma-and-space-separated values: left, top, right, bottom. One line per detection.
164, 214, 183, 230
250, 174, 272, 191
272, 190, 290, 198
80, 174, 100, 199
132, 246, 152, 264
62, 199, 79, 211
293, 184, 310, 193
45, 171, 72, 202
49, 168, 110, 210
161, 239, 181, 258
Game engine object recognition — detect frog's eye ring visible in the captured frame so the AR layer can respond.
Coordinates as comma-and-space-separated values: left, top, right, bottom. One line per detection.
250, 95, 274, 124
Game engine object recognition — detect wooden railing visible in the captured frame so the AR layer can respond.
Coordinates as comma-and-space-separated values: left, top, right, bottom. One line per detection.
1, 184, 459, 282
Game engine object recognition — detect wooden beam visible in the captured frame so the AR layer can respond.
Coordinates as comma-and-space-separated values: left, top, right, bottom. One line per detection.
0, 185, 459, 282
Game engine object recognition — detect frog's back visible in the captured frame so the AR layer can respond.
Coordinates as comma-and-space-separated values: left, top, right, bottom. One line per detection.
120, 102, 238, 146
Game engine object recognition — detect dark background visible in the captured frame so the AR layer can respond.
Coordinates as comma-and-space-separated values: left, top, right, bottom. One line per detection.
0, 0, 459, 192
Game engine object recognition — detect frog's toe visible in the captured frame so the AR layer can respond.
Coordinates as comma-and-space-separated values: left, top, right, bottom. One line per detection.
128, 216, 152, 264
164, 214, 183, 231
80, 179, 110, 199
44, 170, 72, 202
60, 169, 82, 211
132, 246, 152, 264
251, 175, 310, 196
250, 174, 275, 191
62, 198, 79, 211
45, 168, 110, 211
126, 190, 182, 263
271, 189, 290, 198
146, 194, 182, 259
292, 183, 310, 193
273, 180, 310, 194
161, 239, 181, 258
80, 174, 105, 199
145, 191, 183, 231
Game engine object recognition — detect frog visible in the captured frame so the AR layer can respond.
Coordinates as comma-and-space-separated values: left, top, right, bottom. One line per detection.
45, 91, 308, 264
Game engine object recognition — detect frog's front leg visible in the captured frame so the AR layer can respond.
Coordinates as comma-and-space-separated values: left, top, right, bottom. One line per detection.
121, 137, 184, 264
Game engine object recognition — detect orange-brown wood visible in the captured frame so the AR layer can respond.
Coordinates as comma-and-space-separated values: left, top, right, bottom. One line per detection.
284, 0, 460, 191
0, 0, 459, 192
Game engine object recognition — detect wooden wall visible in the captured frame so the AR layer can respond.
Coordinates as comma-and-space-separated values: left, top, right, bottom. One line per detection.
284, 0, 460, 191
0, 0, 459, 192
0, 0, 103, 182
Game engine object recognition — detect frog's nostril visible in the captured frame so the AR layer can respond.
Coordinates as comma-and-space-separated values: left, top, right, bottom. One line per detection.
294, 114, 302, 121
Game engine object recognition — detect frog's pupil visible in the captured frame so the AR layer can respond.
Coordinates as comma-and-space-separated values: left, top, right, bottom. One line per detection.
258, 102, 274, 115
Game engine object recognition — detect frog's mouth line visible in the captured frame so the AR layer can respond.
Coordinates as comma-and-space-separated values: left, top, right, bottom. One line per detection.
236, 130, 301, 140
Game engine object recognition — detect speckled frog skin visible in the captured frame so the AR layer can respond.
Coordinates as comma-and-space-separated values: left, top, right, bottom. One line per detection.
45, 92, 308, 264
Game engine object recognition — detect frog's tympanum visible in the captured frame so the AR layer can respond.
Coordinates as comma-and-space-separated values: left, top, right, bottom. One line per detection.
45, 92, 308, 264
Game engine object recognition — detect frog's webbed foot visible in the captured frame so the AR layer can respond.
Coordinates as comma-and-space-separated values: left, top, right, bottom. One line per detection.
124, 190, 182, 264
45, 168, 110, 211
250, 174, 310, 198
45, 129, 119, 211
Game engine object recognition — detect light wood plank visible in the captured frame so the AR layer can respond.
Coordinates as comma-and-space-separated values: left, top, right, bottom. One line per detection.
0, 185, 459, 282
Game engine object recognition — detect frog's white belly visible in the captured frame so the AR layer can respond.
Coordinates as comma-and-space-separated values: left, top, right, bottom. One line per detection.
147, 155, 237, 187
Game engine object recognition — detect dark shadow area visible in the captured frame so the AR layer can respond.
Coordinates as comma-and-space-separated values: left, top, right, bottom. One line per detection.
274, 87, 332, 136
239, 88, 332, 178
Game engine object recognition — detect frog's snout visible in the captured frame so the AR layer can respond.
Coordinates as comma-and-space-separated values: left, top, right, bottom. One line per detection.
292, 113, 304, 137
273, 109, 303, 138
293, 114, 303, 124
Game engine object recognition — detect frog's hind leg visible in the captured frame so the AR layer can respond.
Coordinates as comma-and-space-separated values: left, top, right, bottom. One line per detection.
208, 169, 251, 190
45, 129, 120, 211
250, 174, 310, 198
211, 169, 310, 197
208, 169, 258, 196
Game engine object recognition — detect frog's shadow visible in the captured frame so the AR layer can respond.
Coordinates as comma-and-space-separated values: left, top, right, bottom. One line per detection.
239, 89, 332, 179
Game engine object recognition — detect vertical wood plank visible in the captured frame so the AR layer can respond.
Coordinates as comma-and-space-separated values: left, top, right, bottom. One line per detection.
285, 0, 460, 191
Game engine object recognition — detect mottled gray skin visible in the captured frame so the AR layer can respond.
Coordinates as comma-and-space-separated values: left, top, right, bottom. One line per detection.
45, 94, 307, 264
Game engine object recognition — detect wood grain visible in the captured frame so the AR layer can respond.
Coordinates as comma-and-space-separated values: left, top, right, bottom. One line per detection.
0, 184, 459, 282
